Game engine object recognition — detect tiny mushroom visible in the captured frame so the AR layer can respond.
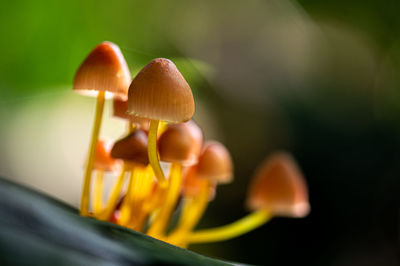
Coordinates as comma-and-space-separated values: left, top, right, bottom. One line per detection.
127, 58, 195, 187
147, 120, 203, 237
185, 151, 309, 245
246, 152, 310, 218
74, 41, 131, 215
196, 141, 233, 184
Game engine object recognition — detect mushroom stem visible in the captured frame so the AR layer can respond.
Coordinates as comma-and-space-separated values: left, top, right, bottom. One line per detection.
148, 119, 167, 187
167, 180, 211, 246
148, 162, 183, 237
93, 170, 104, 214
100, 165, 126, 220
118, 169, 136, 225
129, 165, 155, 231
80, 91, 105, 216
187, 209, 272, 244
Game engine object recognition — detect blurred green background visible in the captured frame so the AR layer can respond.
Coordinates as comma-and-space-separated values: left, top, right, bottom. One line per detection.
1, 0, 400, 265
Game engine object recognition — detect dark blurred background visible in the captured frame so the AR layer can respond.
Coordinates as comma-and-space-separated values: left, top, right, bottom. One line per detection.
0, 0, 399, 265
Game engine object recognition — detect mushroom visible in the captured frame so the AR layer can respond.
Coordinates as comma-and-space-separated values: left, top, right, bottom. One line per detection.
98, 129, 149, 221
158, 120, 203, 166
110, 130, 149, 166
73, 41, 131, 215
127, 58, 195, 187
168, 141, 233, 246
196, 141, 233, 184
147, 120, 203, 237
185, 151, 310, 244
246, 152, 310, 218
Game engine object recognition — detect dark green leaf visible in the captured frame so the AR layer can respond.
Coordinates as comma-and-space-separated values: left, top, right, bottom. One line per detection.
0, 177, 237, 266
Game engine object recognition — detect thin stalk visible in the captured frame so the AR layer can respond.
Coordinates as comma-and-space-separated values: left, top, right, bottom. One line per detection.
80, 91, 105, 216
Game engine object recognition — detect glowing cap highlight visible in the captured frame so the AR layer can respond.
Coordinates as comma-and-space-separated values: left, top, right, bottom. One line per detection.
73, 41, 131, 100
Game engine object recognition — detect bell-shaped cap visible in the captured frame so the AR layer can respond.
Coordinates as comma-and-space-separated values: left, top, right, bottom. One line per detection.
127, 58, 195, 123
196, 141, 233, 184
113, 99, 150, 130
73, 41, 131, 100
94, 139, 119, 172
246, 152, 310, 218
182, 166, 216, 200
110, 129, 149, 166
158, 120, 203, 166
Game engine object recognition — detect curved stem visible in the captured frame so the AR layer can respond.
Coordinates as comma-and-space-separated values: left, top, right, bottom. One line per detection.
187, 209, 272, 244
148, 119, 167, 187
80, 91, 105, 216
93, 170, 104, 214
167, 180, 210, 246
148, 163, 183, 237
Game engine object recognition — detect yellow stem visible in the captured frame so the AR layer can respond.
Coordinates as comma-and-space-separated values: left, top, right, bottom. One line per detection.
148, 119, 167, 187
130, 165, 160, 231
130, 166, 157, 231
167, 181, 210, 246
100, 166, 126, 220
80, 91, 105, 216
118, 169, 136, 225
130, 168, 144, 219
148, 163, 183, 237
93, 170, 104, 214
118, 122, 137, 224
187, 209, 272, 244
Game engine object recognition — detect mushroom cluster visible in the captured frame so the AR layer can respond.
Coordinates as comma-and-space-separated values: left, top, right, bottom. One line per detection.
73, 41, 310, 248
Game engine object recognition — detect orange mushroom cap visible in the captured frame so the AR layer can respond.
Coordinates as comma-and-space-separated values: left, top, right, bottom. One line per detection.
113, 99, 150, 130
127, 58, 195, 123
158, 120, 203, 166
196, 141, 233, 184
94, 139, 118, 172
110, 129, 149, 167
73, 41, 131, 100
246, 152, 310, 218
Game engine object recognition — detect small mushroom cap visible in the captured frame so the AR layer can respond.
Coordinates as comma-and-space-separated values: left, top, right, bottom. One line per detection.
73, 41, 131, 100
246, 152, 310, 218
110, 129, 149, 166
182, 166, 216, 200
127, 58, 195, 123
113, 99, 150, 130
196, 141, 233, 184
158, 120, 203, 166
94, 140, 119, 172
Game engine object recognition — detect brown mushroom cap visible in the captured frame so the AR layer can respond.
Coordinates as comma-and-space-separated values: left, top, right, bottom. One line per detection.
158, 120, 203, 166
110, 129, 149, 166
73, 41, 131, 100
195, 141, 233, 184
246, 152, 310, 218
113, 99, 150, 130
94, 140, 118, 172
127, 58, 195, 123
